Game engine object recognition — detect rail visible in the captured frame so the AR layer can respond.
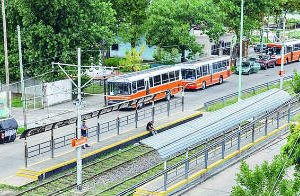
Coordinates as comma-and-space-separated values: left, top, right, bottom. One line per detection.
204, 75, 294, 110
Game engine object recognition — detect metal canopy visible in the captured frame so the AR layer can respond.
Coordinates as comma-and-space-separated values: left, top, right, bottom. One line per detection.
141, 89, 291, 160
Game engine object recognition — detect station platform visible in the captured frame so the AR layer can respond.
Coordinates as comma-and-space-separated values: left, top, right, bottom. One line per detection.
0, 110, 203, 187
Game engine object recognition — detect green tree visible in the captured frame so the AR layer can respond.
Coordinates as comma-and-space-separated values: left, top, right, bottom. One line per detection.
292, 70, 300, 94
0, 0, 116, 83
153, 47, 181, 65
146, 0, 225, 62
109, 0, 149, 48
120, 45, 149, 72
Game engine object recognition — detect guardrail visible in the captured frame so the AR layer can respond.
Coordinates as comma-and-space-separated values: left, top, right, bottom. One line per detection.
26, 98, 183, 162
118, 97, 299, 196
204, 75, 294, 111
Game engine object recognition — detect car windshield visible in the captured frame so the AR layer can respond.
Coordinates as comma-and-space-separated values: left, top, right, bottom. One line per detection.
242, 62, 250, 67
108, 82, 130, 95
182, 69, 196, 80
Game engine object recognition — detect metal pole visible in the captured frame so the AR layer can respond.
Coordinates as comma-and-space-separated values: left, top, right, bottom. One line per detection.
222, 131, 225, 159
288, 104, 291, 123
280, 17, 286, 90
116, 116, 120, 135
252, 117, 255, 143
181, 87, 184, 112
163, 160, 167, 191
277, 111, 280, 129
238, 0, 244, 101
237, 125, 241, 150
17, 25, 27, 128
24, 136, 28, 168
135, 104, 138, 128
2, 0, 10, 116
167, 97, 170, 117
152, 100, 155, 122
185, 149, 189, 179
76, 48, 82, 191
97, 122, 100, 142
103, 76, 107, 106
51, 129, 54, 158
264, 116, 268, 136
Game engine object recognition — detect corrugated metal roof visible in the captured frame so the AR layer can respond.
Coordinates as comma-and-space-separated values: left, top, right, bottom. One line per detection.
141, 89, 291, 160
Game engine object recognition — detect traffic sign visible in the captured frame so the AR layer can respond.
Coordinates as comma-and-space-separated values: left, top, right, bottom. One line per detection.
72, 136, 87, 147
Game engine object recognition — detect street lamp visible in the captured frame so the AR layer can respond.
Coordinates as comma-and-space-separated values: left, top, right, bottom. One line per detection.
238, 0, 244, 101
279, 17, 286, 89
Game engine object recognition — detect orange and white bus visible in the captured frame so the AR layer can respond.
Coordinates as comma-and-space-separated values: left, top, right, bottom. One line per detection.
181, 56, 231, 90
267, 40, 300, 65
107, 65, 182, 105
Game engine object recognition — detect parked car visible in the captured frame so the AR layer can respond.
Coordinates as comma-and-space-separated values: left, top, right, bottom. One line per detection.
255, 55, 276, 70
0, 118, 18, 144
236, 61, 260, 75
254, 44, 267, 53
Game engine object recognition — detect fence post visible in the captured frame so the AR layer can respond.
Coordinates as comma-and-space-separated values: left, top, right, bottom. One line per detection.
252, 87, 256, 94
288, 104, 291, 123
204, 140, 208, 169
267, 82, 270, 90
24, 136, 28, 168
222, 131, 225, 159
264, 116, 268, 136
51, 129, 54, 158
252, 117, 255, 143
204, 103, 208, 111
152, 100, 155, 122
222, 97, 225, 104
237, 125, 241, 151
167, 97, 170, 117
97, 123, 100, 142
116, 116, 120, 135
277, 111, 280, 129
163, 160, 167, 191
181, 88, 184, 112
135, 105, 138, 128
185, 149, 189, 179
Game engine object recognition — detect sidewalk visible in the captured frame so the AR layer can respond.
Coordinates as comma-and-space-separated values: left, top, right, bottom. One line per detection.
0, 109, 202, 187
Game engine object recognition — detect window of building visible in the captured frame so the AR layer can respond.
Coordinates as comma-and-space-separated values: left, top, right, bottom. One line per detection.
111, 44, 119, 51
211, 45, 219, 55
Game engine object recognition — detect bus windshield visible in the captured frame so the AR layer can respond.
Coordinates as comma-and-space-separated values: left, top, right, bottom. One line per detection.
108, 82, 130, 95
182, 69, 196, 80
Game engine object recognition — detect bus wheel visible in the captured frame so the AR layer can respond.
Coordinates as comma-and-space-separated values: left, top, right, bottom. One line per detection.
202, 81, 206, 90
219, 77, 223, 84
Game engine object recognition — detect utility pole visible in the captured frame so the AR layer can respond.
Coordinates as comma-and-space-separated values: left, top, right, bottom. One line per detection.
76, 48, 82, 191
17, 25, 27, 128
2, 0, 10, 116
280, 16, 286, 90
238, 0, 243, 101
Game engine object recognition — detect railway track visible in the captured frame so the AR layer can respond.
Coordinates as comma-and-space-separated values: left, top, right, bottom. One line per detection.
17, 145, 154, 196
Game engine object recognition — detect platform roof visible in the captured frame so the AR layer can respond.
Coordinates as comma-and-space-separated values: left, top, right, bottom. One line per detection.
141, 89, 291, 160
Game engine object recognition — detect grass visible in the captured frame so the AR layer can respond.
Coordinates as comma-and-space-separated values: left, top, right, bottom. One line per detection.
11, 96, 22, 108
206, 80, 293, 112
82, 84, 104, 94
292, 113, 300, 122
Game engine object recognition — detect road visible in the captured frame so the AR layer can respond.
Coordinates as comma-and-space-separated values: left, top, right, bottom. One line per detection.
0, 60, 299, 182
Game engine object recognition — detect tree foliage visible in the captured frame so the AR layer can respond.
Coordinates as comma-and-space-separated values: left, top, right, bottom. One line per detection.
153, 47, 181, 65
146, 0, 225, 62
120, 45, 149, 72
109, 0, 149, 48
0, 0, 116, 83
292, 70, 300, 94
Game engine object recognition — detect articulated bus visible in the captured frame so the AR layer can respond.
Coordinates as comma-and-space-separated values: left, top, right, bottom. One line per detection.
267, 40, 300, 65
181, 56, 231, 90
107, 65, 182, 105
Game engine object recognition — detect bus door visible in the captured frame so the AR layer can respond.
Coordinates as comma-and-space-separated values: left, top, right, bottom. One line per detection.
145, 79, 150, 95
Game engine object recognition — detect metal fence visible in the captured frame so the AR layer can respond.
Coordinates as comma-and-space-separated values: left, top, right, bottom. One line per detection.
119, 98, 298, 195
25, 84, 44, 110
204, 75, 294, 110
26, 97, 183, 162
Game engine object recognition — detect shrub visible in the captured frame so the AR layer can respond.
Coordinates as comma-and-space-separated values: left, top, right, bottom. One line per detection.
104, 58, 124, 67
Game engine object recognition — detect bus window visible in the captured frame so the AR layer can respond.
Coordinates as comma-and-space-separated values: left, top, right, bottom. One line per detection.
175, 70, 180, 80
149, 77, 154, 87
182, 69, 196, 80
196, 67, 201, 78
287, 46, 292, 53
109, 82, 130, 95
132, 81, 137, 93
169, 71, 175, 82
202, 65, 208, 76
162, 73, 169, 84
137, 79, 145, 91
154, 75, 161, 86
294, 44, 300, 51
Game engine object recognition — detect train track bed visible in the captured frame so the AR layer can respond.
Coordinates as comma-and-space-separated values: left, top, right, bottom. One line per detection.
17, 144, 154, 196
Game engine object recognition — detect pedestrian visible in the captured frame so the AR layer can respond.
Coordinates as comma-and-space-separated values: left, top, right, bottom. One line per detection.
81, 120, 90, 149
146, 121, 157, 135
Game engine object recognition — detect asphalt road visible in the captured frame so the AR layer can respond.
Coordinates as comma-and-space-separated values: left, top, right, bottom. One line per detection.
0, 60, 299, 182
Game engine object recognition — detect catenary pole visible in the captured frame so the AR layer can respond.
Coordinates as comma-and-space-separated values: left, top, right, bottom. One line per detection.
2, 0, 10, 116
17, 25, 27, 128
280, 17, 286, 90
76, 48, 82, 191
238, 0, 244, 101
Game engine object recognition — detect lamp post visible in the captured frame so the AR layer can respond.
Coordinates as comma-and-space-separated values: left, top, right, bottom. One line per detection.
238, 0, 244, 101
279, 17, 286, 89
